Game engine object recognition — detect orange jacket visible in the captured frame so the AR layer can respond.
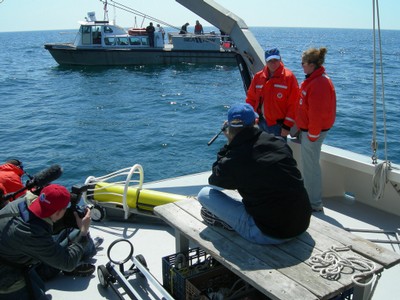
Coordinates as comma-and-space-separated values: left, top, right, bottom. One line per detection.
0, 163, 25, 199
194, 24, 203, 34
246, 62, 299, 130
296, 66, 336, 141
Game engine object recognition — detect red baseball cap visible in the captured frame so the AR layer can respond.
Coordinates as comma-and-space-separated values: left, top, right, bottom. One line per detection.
28, 184, 70, 218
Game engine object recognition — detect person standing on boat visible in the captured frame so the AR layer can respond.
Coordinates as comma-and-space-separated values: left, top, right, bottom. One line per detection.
156, 24, 165, 42
198, 103, 312, 244
179, 22, 189, 34
296, 47, 336, 212
146, 22, 156, 47
246, 48, 299, 141
194, 20, 204, 35
0, 184, 92, 299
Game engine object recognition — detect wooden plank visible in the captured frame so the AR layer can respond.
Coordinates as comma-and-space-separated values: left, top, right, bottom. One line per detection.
177, 199, 348, 300
309, 216, 400, 268
156, 199, 399, 300
279, 226, 384, 298
155, 200, 319, 300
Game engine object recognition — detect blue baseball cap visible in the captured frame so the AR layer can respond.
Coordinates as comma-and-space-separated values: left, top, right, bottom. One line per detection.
228, 103, 258, 127
265, 48, 281, 62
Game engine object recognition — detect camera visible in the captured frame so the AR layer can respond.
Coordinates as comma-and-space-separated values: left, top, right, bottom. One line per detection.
207, 122, 229, 146
53, 184, 91, 233
69, 184, 90, 218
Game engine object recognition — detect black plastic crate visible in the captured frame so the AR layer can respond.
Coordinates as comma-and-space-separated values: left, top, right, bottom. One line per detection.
330, 287, 354, 300
185, 264, 269, 300
162, 247, 220, 300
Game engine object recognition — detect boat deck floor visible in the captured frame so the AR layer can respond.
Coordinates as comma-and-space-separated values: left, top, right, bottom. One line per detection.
46, 172, 400, 299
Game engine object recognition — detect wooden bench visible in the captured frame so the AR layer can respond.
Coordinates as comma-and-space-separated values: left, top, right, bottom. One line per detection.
154, 199, 400, 300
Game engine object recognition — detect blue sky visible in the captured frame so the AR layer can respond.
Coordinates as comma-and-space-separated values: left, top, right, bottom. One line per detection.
0, 0, 399, 32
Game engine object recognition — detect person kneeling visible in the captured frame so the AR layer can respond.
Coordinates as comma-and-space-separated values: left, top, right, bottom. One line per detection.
0, 184, 92, 299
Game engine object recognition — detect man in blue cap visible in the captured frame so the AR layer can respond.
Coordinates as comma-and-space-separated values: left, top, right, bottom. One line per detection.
198, 103, 311, 244
246, 48, 299, 140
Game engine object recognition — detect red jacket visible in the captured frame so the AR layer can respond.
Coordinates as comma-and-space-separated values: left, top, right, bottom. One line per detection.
246, 62, 299, 130
296, 66, 336, 141
0, 163, 25, 199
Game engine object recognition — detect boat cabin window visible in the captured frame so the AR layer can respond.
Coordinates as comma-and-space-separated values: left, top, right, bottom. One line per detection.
129, 37, 141, 45
104, 26, 113, 33
141, 37, 149, 46
117, 37, 129, 45
81, 26, 91, 45
82, 26, 91, 34
92, 26, 102, 44
104, 37, 115, 45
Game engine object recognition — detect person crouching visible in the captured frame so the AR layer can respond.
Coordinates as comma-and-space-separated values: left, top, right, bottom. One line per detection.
0, 184, 91, 299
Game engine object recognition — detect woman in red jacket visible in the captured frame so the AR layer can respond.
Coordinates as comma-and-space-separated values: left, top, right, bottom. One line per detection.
296, 47, 336, 212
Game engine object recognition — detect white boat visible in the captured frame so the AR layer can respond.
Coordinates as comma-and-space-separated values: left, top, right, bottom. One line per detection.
44, 9, 236, 66
43, 0, 399, 299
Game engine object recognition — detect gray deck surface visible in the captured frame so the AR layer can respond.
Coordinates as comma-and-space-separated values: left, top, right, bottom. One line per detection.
46, 172, 400, 299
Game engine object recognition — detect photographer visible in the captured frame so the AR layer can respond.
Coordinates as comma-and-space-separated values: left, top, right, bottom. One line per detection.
0, 184, 91, 299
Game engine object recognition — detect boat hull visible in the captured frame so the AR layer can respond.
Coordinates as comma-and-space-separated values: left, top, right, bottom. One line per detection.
44, 44, 237, 66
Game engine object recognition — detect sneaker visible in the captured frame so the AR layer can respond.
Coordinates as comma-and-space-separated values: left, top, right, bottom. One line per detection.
312, 206, 324, 213
200, 207, 234, 231
63, 263, 95, 277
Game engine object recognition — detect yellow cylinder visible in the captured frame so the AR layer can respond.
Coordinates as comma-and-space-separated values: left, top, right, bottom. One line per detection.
91, 182, 189, 212
92, 182, 139, 208
137, 189, 188, 211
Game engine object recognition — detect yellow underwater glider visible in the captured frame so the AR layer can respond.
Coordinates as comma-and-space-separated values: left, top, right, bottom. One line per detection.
82, 164, 191, 221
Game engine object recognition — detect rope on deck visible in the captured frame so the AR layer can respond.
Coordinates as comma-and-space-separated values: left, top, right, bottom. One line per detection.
309, 245, 381, 300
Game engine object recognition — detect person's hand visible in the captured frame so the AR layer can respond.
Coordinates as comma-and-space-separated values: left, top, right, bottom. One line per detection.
281, 128, 290, 137
222, 121, 229, 139
74, 209, 91, 236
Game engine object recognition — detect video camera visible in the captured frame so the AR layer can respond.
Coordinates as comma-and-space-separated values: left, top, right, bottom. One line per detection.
53, 184, 92, 233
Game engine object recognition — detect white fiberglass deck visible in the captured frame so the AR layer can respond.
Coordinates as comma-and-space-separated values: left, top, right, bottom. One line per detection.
46, 172, 400, 299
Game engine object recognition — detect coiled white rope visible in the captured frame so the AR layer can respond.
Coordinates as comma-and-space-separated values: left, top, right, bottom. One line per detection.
372, 161, 390, 201
309, 246, 377, 287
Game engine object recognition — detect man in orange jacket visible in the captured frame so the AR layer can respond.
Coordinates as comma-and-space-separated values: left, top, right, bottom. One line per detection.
0, 159, 25, 206
246, 48, 299, 140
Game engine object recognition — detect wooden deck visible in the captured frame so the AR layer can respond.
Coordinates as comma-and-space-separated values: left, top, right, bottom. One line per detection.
154, 199, 400, 300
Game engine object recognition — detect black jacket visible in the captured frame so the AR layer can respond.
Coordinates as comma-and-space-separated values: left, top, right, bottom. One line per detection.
0, 197, 88, 291
209, 127, 312, 238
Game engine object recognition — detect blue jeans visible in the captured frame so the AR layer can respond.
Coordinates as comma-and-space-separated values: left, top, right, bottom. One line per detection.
258, 118, 286, 142
35, 229, 96, 281
300, 131, 328, 209
197, 186, 290, 245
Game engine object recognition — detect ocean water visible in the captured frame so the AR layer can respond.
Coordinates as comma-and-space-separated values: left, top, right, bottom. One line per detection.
1, 27, 399, 189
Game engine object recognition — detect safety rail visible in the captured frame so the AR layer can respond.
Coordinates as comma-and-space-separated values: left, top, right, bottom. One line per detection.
83, 164, 144, 219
